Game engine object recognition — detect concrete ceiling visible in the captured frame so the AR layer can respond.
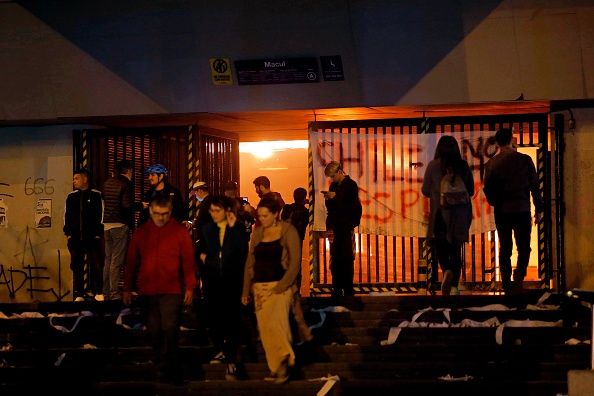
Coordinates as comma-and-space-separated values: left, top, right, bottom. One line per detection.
1, 101, 552, 142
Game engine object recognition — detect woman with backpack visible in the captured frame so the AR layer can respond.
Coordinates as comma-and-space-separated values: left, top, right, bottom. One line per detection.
422, 135, 474, 296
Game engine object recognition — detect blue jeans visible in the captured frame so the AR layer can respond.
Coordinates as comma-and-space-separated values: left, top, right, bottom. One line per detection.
103, 225, 130, 300
494, 211, 532, 291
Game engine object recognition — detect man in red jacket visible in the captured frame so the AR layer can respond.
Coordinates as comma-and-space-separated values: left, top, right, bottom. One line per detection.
123, 194, 197, 384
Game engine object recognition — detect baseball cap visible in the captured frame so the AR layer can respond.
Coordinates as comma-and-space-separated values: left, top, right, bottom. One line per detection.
193, 181, 208, 190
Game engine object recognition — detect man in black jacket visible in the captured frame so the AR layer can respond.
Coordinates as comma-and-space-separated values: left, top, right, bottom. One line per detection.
323, 161, 362, 298
101, 160, 134, 301
483, 128, 543, 294
64, 168, 104, 301
138, 164, 189, 228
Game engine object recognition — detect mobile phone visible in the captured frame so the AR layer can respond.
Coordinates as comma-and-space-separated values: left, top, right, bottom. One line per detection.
321, 190, 328, 194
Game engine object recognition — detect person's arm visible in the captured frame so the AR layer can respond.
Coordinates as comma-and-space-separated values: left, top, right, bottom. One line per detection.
92, 191, 104, 238
421, 161, 435, 198
63, 195, 71, 237
527, 157, 543, 214
464, 162, 474, 197
272, 225, 301, 294
242, 230, 259, 303
482, 161, 498, 207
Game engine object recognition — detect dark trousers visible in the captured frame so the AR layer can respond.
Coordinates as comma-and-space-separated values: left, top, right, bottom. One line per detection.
432, 211, 463, 288
67, 237, 103, 298
494, 211, 533, 291
144, 294, 183, 380
330, 228, 355, 297
202, 281, 244, 364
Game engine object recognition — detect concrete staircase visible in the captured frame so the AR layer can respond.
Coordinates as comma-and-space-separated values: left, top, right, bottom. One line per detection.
0, 292, 591, 396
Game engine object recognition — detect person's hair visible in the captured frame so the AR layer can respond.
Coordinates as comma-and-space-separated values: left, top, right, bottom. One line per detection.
495, 128, 513, 146
74, 168, 91, 180
210, 195, 234, 212
293, 187, 307, 203
257, 196, 281, 215
114, 160, 132, 176
324, 161, 342, 176
253, 175, 270, 189
224, 181, 238, 191
434, 135, 465, 175
150, 194, 173, 209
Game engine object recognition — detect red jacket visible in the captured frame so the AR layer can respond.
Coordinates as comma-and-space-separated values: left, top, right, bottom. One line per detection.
124, 218, 197, 295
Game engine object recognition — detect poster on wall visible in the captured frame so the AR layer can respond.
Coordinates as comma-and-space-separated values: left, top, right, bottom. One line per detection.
35, 198, 52, 228
0, 198, 7, 228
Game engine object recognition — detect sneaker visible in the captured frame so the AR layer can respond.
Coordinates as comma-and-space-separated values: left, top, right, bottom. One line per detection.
74, 297, 84, 302
210, 351, 225, 364
225, 363, 237, 381
94, 294, 105, 301
441, 270, 453, 296
275, 360, 289, 384
263, 372, 277, 382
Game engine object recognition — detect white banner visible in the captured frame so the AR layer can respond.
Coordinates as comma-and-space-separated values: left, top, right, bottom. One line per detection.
310, 131, 498, 237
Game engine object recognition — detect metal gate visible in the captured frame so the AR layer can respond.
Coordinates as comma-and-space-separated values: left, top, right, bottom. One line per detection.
307, 113, 554, 295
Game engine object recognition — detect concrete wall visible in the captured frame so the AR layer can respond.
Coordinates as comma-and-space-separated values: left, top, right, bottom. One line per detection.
1, 0, 593, 120
0, 127, 78, 303
563, 109, 594, 291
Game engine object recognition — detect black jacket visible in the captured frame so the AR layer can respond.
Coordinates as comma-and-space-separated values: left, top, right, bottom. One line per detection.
325, 176, 362, 232
138, 183, 188, 227
102, 174, 134, 229
196, 219, 248, 289
63, 188, 104, 240
281, 202, 309, 241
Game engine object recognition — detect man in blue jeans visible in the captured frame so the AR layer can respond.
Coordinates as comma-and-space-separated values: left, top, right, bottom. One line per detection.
102, 160, 134, 301
483, 128, 543, 294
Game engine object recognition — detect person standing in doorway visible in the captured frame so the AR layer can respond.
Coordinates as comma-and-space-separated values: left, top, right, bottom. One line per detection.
322, 161, 362, 298
64, 168, 104, 301
421, 136, 473, 296
123, 195, 197, 384
253, 176, 285, 226
101, 159, 134, 301
138, 164, 189, 229
483, 128, 543, 294
281, 187, 309, 291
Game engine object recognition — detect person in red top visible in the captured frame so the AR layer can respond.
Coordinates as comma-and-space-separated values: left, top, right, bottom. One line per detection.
123, 194, 197, 384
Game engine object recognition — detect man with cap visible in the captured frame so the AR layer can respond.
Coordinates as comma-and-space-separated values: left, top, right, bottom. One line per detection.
192, 181, 214, 232
138, 164, 188, 228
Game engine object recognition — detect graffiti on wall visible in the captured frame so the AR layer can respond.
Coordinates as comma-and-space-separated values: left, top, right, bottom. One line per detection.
0, 176, 71, 302
309, 131, 499, 237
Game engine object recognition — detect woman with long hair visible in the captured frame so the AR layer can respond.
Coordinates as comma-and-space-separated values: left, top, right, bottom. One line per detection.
422, 135, 474, 295
241, 196, 302, 383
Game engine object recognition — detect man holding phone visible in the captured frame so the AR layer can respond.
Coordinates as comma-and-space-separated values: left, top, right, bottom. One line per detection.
322, 161, 362, 298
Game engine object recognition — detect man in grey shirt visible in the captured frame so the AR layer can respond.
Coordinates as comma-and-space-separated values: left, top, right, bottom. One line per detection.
483, 128, 543, 294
